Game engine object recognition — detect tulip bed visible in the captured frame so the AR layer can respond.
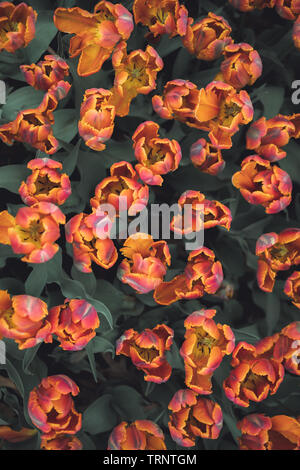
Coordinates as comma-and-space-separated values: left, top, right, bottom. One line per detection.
0, 0, 300, 452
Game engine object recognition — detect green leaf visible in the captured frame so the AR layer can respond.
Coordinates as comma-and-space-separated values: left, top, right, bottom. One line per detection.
0, 164, 30, 193
1, 88, 44, 122
82, 394, 117, 435
90, 336, 115, 356
1, 358, 25, 397
22, 344, 41, 375
111, 386, 146, 421
53, 109, 79, 143
22, 10, 58, 64
25, 264, 48, 297
253, 85, 285, 119
85, 342, 98, 383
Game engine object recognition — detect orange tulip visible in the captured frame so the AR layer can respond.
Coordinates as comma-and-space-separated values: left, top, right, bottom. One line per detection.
132, 121, 182, 185
28, 375, 82, 440
170, 190, 232, 235
20, 55, 70, 93
90, 161, 149, 217
53, 1, 133, 76
220, 43, 263, 90
182, 12, 233, 61
0, 289, 52, 349
256, 228, 300, 292
180, 309, 235, 394
168, 390, 223, 447
238, 413, 300, 450
108, 420, 166, 450
284, 272, 300, 309
223, 340, 285, 407
41, 434, 82, 450
276, 0, 300, 20
19, 158, 71, 207
110, 41, 163, 117
154, 247, 223, 305
0, 2, 37, 53
116, 324, 174, 383
232, 155, 292, 214
78, 88, 115, 151
65, 211, 118, 273
0, 92, 59, 155
118, 233, 171, 295
133, 0, 190, 38
190, 138, 225, 175
0, 203, 65, 264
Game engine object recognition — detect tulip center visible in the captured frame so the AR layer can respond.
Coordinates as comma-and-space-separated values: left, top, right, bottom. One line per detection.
193, 327, 217, 359
24, 113, 45, 127
155, 9, 169, 24
2, 307, 15, 328
96, 10, 115, 23
270, 243, 289, 261
146, 144, 165, 165
219, 101, 241, 127
0, 20, 18, 41
109, 180, 129, 196
134, 345, 159, 363
125, 61, 148, 90
16, 220, 43, 246
34, 175, 60, 195
243, 370, 265, 394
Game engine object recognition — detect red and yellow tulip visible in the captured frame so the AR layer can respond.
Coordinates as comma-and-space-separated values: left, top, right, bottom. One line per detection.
0, 203, 65, 263
90, 161, 149, 217
232, 155, 292, 214
180, 309, 235, 395
154, 247, 223, 305
182, 13, 233, 61
190, 138, 225, 176
132, 121, 182, 186
170, 190, 232, 235
133, 0, 190, 38
118, 234, 171, 295
0, 290, 52, 349
53, 1, 134, 76
168, 389, 223, 447
49, 299, 100, 351
0, 2, 37, 53
110, 42, 163, 117
19, 158, 71, 207
219, 42, 262, 90
28, 375, 82, 440
238, 413, 300, 450
116, 324, 174, 383
65, 211, 118, 273
108, 420, 166, 450
223, 340, 285, 407
78, 88, 115, 152
256, 229, 300, 292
